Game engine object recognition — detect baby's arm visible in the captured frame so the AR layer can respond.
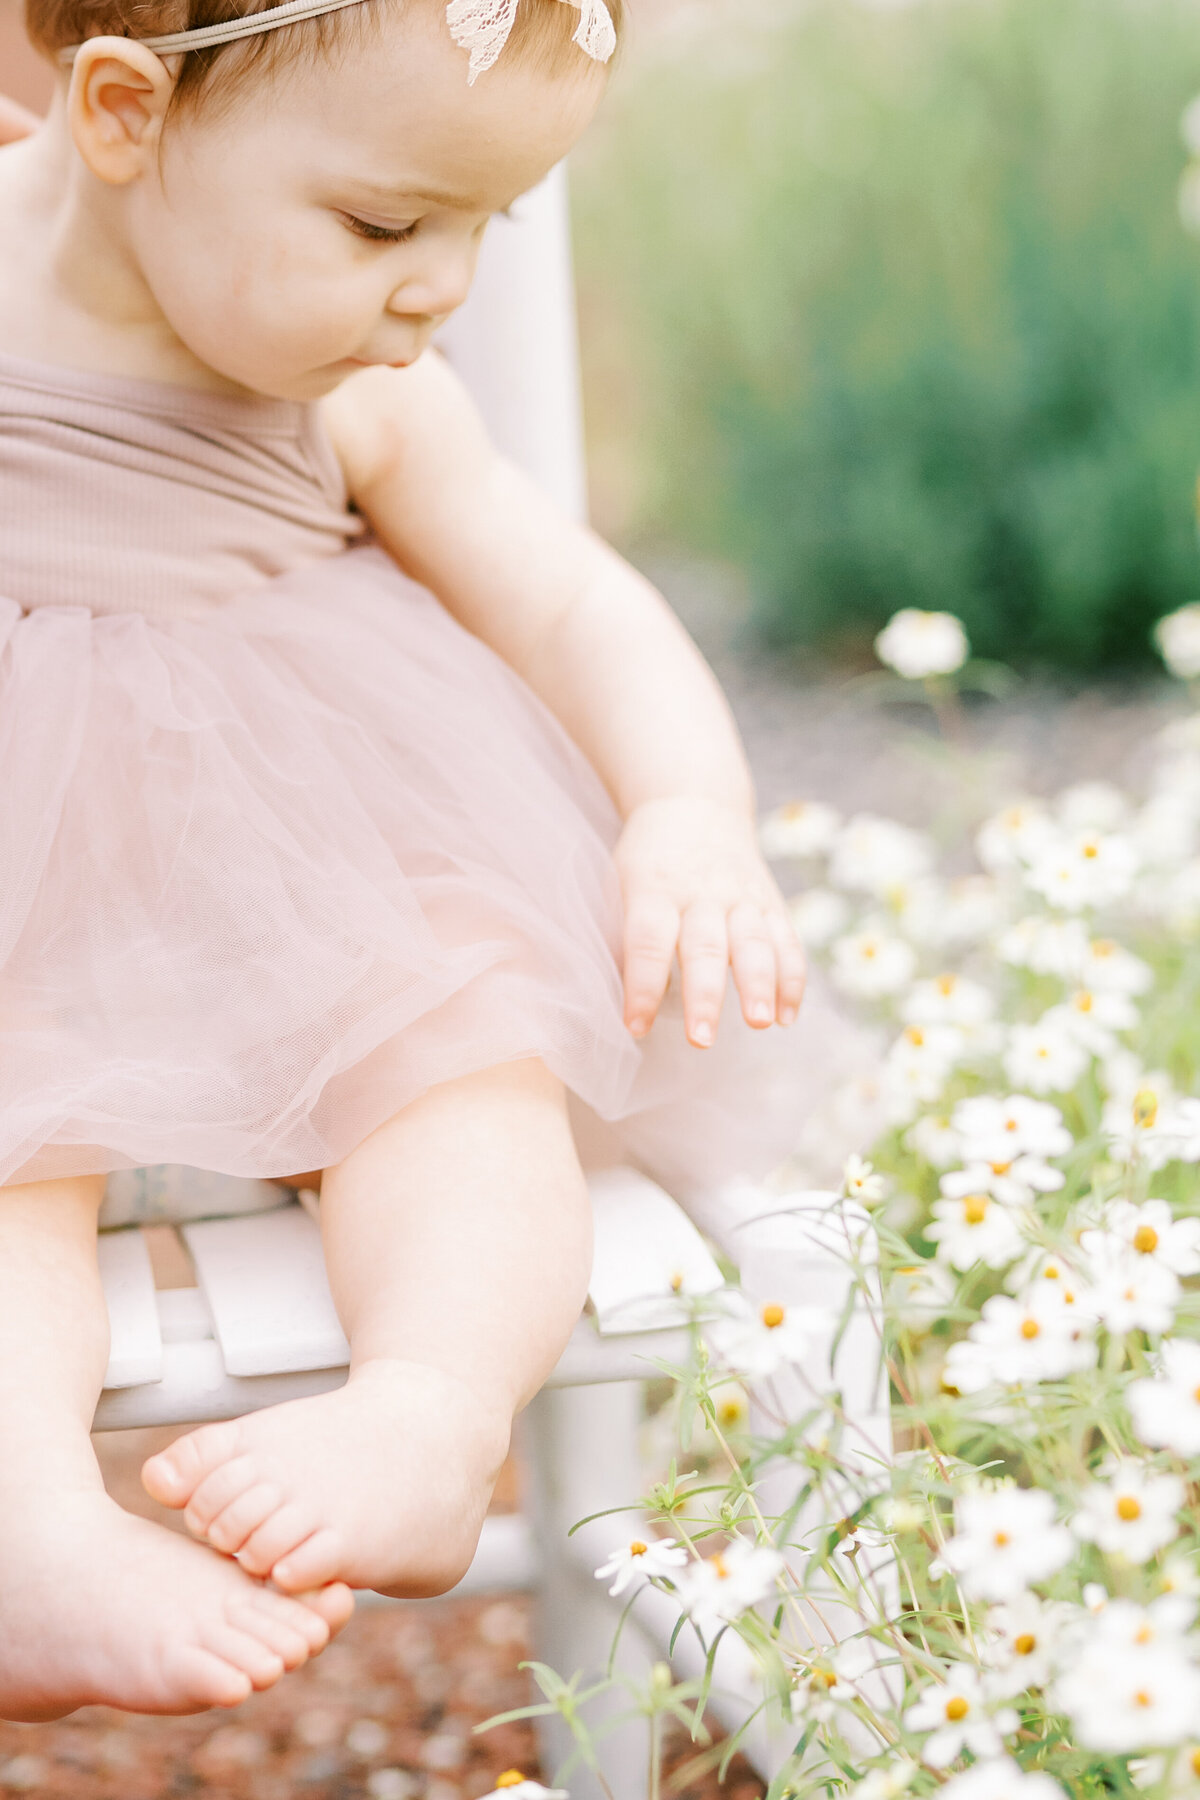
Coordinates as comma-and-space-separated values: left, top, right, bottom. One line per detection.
322, 356, 806, 1047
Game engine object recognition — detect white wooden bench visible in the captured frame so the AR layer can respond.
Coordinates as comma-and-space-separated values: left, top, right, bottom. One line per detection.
91, 175, 895, 1794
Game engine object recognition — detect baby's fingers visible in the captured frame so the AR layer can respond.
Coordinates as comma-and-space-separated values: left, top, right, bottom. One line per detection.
679, 900, 731, 1048
728, 901, 778, 1029
769, 908, 807, 1025
623, 891, 681, 1039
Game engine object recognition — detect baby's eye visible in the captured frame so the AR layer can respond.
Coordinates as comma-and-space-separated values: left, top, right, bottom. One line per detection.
341, 214, 421, 245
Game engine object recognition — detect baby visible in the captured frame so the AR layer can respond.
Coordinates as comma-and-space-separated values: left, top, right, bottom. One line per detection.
0, 0, 805, 1724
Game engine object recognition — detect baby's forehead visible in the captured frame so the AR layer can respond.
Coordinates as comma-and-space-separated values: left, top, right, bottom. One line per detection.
240, 13, 605, 205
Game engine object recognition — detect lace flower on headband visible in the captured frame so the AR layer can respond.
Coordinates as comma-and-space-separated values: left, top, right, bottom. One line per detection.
59, 0, 617, 77
446, 0, 616, 82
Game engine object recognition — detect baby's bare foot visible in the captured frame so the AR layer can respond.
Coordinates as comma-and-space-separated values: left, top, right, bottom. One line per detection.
0, 1486, 354, 1721
142, 1361, 508, 1597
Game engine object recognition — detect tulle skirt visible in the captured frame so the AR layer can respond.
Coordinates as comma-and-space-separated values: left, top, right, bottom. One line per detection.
0, 545, 825, 1197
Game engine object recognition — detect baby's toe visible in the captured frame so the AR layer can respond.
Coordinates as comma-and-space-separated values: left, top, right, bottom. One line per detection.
254, 1586, 336, 1653
235, 1502, 321, 1579
293, 1582, 355, 1635
183, 1455, 266, 1535
205, 1483, 287, 1555
142, 1421, 246, 1508
163, 1644, 253, 1711
199, 1621, 286, 1692
228, 1601, 312, 1671
272, 1528, 345, 1594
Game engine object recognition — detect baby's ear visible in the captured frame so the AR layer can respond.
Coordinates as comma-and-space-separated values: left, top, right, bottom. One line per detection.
68, 37, 174, 183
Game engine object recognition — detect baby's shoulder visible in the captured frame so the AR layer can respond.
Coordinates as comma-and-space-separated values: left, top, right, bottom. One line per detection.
319, 350, 494, 506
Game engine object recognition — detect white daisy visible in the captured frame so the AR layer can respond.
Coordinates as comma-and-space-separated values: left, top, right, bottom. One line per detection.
903, 973, 996, 1030
1129, 1338, 1200, 1456
942, 1288, 1096, 1394
593, 1535, 689, 1597
976, 802, 1059, 875
927, 1192, 1028, 1272
905, 1111, 962, 1169
939, 1486, 1073, 1601
1078, 1237, 1180, 1336
480, 1778, 569, 1800
1003, 1016, 1090, 1095
831, 924, 918, 998
829, 815, 934, 898
1025, 829, 1139, 913
1047, 987, 1139, 1055
940, 1761, 1067, 1800
904, 1665, 1017, 1767
1055, 1634, 1200, 1753
759, 799, 842, 860
981, 1594, 1066, 1699
952, 1095, 1074, 1165
996, 913, 1090, 977
674, 1537, 784, 1638
787, 886, 849, 949
710, 1296, 810, 1378
874, 608, 969, 679
1073, 1464, 1184, 1563
940, 1155, 1064, 1207
1080, 937, 1154, 996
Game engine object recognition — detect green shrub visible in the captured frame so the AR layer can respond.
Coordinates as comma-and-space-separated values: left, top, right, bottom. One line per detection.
574, 0, 1200, 671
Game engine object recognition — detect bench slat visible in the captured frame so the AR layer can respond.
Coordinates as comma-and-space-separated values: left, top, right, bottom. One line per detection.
98, 1229, 165, 1389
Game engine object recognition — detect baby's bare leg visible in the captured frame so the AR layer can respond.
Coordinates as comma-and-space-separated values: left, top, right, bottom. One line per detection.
144, 1059, 593, 1596
0, 1173, 353, 1721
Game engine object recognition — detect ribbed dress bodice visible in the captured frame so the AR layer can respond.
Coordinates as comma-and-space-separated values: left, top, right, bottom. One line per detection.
0, 352, 363, 617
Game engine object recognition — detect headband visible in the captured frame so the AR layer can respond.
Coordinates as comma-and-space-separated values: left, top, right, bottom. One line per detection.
58, 0, 616, 80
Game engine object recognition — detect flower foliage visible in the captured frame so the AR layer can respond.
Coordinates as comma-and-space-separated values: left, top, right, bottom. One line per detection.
489, 613, 1200, 1798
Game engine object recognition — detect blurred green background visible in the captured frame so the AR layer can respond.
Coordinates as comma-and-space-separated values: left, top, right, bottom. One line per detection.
574, 0, 1200, 672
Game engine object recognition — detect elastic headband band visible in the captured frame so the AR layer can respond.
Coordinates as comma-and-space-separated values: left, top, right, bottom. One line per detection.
58, 0, 616, 80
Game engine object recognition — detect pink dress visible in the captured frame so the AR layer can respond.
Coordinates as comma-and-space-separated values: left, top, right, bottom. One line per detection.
0, 352, 810, 1196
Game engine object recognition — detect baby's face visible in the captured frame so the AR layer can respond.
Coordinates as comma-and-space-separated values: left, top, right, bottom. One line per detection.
114, 9, 604, 399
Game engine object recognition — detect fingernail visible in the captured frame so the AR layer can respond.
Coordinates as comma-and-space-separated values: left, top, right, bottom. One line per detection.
629, 1017, 648, 1039
693, 1022, 714, 1047
751, 1002, 772, 1025
780, 1006, 798, 1026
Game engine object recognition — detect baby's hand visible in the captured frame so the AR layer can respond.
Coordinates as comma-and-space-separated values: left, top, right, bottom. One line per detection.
614, 796, 806, 1048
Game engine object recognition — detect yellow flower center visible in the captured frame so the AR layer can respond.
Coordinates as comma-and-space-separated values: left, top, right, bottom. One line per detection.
1020, 1318, 1040, 1340
937, 975, 957, 996
720, 1398, 747, 1426
1005, 1117, 1019, 1132
905, 1026, 926, 1047
1133, 1226, 1159, 1255
1083, 840, 1100, 860
811, 1666, 838, 1690
990, 1161, 1013, 1176
1116, 1496, 1143, 1522
1190, 1748, 1200, 1778
496, 1775, 526, 1790
1014, 1634, 1037, 1656
669, 1271, 684, 1293
1093, 940, 1115, 958
993, 1531, 1011, 1547
1134, 1089, 1160, 1130
1135, 1624, 1154, 1645
762, 1303, 786, 1330
944, 1696, 969, 1722
963, 1195, 990, 1225
1133, 1689, 1153, 1709
712, 1555, 730, 1581
1043, 1264, 1061, 1279
863, 944, 878, 960
1074, 991, 1094, 1014
629, 1541, 648, 1558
